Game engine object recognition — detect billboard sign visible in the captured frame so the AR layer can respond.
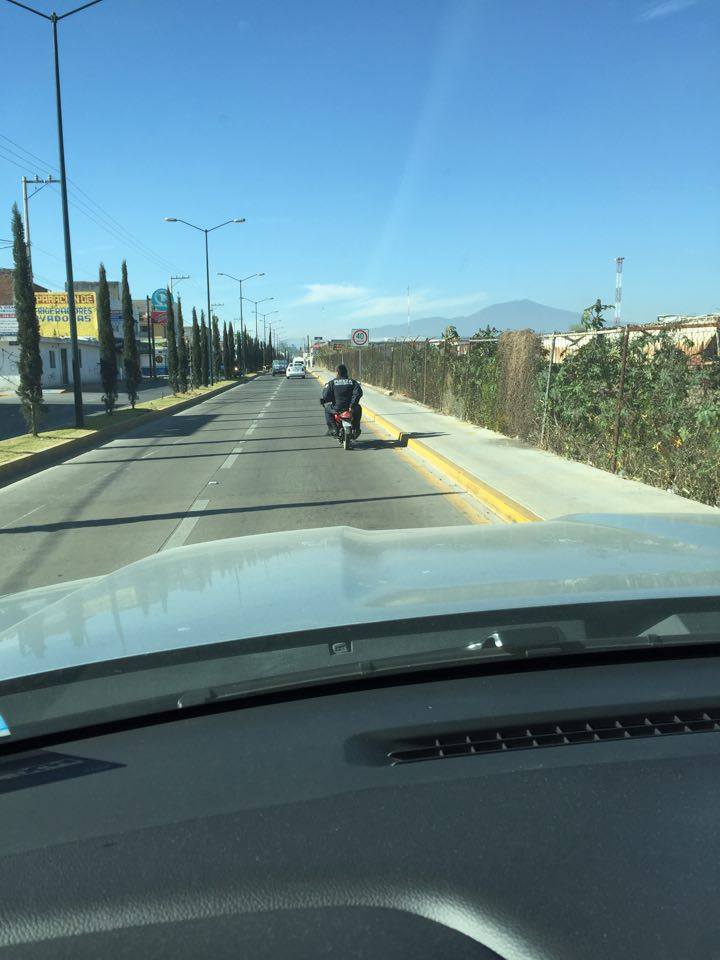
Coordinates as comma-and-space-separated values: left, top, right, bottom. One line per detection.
0, 305, 16, 337
36, 291, 98, 339
151, 288, 169, 310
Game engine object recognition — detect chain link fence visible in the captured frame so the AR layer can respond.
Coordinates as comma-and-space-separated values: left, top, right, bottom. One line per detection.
320, 323, 720, 507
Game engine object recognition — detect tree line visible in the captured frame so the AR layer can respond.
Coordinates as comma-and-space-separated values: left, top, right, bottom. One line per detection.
163, 298, 279, 395
9, 201, 283, 434
10, 202, 141, 434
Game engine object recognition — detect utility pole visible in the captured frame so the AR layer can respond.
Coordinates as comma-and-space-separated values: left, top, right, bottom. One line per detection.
169, 274, 189, 299
19, 175, 61, 280
615, 257, 624, 326
21, 177, 31, 274
146, 295, 155, 379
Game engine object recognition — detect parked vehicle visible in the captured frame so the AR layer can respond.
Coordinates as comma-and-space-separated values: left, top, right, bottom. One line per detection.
272, 360, 288, 376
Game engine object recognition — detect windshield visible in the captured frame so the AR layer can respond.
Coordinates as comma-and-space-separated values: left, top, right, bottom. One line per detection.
1, 0, 718, 737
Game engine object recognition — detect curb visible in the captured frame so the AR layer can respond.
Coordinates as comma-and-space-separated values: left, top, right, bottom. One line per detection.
0, 376, 258, 490
311, 368, 539, 523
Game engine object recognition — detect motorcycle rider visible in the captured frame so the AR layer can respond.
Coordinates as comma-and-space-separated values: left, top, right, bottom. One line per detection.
320, 364, 363, 437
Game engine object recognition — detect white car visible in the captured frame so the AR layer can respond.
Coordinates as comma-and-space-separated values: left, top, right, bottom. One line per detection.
286, 360, 306, 379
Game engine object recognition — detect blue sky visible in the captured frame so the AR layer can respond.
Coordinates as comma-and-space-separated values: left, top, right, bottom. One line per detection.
1, 0, 717, 339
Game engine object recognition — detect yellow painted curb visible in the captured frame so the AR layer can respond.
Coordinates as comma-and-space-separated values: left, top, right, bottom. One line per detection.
310, 368, 539, 522
404, 437, 539, 523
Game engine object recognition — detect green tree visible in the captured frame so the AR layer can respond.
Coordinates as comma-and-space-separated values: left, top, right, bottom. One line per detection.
11, 204, 44, 434
441, 323, 460, 340
222, 322, 231, 379
212, 315, 222, 379
200, 311, 210, 386
581, 299, 613, 330
228, 321, 236, 376
176, 298, 188, 393
96, 262, 118, 414
121, 260, 141, 407
236, 329, 243, 375
166, 290, 178, 393
191, 307, 202, 388
473, 324, 500, 340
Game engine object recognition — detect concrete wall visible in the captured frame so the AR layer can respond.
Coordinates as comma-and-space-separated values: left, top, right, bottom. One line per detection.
0, 338, 103, 390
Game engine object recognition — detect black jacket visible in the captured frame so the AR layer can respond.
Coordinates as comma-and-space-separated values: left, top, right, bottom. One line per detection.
321, 377, 363, 411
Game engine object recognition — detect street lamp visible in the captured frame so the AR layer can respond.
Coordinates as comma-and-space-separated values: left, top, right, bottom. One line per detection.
5, 0, 106, 427
217, 271, 265, 374
242, 297, 274, 340
262, 310, 279, 343
164, 216, 245, 385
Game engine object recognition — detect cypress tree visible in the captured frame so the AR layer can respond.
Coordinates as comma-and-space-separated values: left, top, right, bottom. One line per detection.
176, 298, 188, 393
191, 307, 202, 388
236, 329, 243, 376
200, 311, 210, 386
166, 290, 178, 394
96, 262, 117, 414
121, 260, 141, 407
212, 315, 222, 379
222, 321, 231, 379
12, 204, 43, 435
228, 322, 236, 376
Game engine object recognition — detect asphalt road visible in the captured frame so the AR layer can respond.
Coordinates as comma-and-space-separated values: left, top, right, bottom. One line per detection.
0, 381, 172, 441
0, 375, 485, 597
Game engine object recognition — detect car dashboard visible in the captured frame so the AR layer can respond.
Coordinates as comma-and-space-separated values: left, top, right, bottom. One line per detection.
1, 652, 720, 958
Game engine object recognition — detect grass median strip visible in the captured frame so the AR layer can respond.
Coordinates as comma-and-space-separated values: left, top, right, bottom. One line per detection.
0, 379, 241, 468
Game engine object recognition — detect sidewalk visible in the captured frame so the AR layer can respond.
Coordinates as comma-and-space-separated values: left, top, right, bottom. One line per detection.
314, 368, 716, 521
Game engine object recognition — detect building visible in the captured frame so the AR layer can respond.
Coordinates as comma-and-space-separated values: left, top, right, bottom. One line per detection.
0, 336, 102, 391
542, 315, 720, 365
0, 268, 47, 337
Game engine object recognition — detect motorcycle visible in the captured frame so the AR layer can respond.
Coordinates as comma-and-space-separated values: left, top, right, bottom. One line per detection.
331, 409, 358, 450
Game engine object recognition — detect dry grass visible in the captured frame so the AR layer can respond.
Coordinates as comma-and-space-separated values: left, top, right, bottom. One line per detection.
0, 379, 239, 467
497, 330, 543, 440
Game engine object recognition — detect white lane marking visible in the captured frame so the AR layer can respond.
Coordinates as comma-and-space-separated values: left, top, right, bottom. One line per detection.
246, 422, 257, 434
0, 504, 45, 530
160, 499, 209, 551
220, 444, 244, 469
140, 449, 156, 459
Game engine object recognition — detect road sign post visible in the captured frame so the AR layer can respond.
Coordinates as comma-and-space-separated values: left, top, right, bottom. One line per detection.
351, 328, 369, 377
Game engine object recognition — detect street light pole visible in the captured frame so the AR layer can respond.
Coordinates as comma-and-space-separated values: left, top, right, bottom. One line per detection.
217, 272, 265, 376
164, 216, 245, 388
6, 0, 105, 427
203, 231, 212, 384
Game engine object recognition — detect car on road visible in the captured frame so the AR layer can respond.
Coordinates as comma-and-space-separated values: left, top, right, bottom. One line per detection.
286, 359, 306, 379
272, 359, 288, 376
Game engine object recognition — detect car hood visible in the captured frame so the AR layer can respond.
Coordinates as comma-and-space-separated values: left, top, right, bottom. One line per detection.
1, 514, 720, 682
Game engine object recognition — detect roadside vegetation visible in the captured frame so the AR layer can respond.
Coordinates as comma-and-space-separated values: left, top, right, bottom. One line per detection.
321, 312, 720, 507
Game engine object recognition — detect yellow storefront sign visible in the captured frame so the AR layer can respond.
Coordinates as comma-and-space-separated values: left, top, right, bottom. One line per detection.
36, 291, 98, 339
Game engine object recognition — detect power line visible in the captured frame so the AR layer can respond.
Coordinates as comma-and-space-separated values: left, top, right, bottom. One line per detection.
0, 132, 181, 274
0, 146, 35, 173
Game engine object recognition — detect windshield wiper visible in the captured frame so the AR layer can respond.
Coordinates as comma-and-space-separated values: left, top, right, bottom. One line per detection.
177, 628, 720, 710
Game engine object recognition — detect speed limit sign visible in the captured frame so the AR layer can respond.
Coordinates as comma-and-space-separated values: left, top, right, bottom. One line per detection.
351, 328, 369, 347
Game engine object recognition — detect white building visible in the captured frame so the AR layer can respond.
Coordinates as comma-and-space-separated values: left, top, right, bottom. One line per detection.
0, 337, 102, 391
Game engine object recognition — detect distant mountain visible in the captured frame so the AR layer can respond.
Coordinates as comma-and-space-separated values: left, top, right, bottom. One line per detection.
368, 299, 580, 339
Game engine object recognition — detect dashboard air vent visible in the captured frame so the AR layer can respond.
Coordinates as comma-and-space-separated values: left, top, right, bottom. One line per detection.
388, 708, 720, 765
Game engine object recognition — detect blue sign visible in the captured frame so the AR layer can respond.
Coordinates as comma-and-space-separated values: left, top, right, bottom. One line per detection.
152, 288, 168, 310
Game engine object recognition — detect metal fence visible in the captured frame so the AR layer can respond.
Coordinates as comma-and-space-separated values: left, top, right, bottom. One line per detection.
321, 322, 720, 507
